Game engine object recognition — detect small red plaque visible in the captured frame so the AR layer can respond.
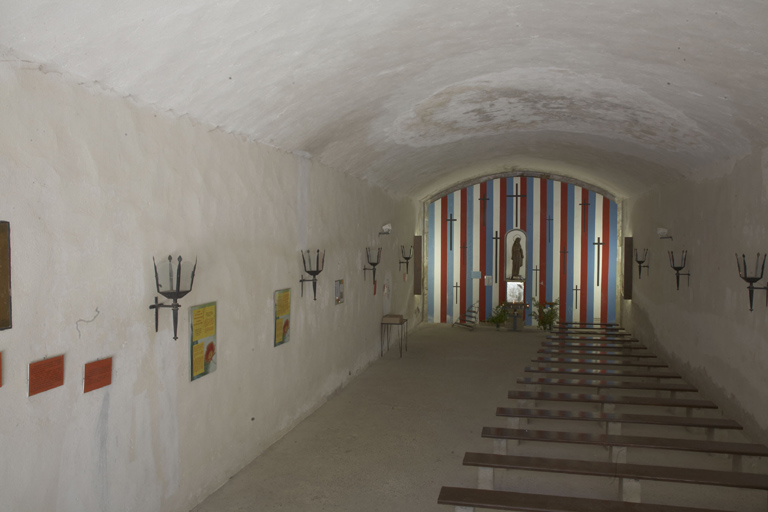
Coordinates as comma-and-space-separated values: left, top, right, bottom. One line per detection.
84, 357, 112, 393
29, 354, 65, 397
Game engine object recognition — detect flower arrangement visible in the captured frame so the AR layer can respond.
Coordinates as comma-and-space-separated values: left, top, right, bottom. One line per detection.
531, 298, 559, 330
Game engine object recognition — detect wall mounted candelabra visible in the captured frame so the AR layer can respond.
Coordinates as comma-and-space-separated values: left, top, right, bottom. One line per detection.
363, 247, 382, 294
668, 250, 690, 290
634, 248, 649, 279
399, 245, 413, 275
149, 255, 197, 340
300, 249, 325, 300
735, 253, 767, 311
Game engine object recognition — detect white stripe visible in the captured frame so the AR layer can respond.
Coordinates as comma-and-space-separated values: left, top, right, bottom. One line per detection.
552, 183, 561, 303
572, 187, 581, 311
593, 195, 604, 321
492, 179, 501, 308
451, 191, 462, 323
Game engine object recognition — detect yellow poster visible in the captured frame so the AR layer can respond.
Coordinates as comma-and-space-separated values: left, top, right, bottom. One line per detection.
274, 289, 290, 346
192, 342, 205, 377
192, 303, 216, 341
189, 302, 217, 381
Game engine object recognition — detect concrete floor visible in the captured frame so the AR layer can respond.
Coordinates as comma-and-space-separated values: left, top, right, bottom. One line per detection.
191, 324, 766, 512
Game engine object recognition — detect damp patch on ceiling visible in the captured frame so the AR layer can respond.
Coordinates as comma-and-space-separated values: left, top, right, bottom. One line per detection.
391, 68, 711, 153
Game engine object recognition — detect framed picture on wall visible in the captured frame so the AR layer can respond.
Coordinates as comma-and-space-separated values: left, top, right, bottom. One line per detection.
274, 289, 291, 346
0, 221, 10, 330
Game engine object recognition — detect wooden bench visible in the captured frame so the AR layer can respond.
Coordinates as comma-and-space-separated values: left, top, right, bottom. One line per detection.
557, 321, 619, 327
461, 452, 768, 502
496, 407, 742, 436
532, 357, 668, 369
549, 327, 630, 336
481, 426, 768, 471
518, 377, 697, 396
525, 366, 681, 380
543, 341, 647, 349
507, 390, 717, 413
548, 335, 639, 341
538, 348, 658, 358
437, 486, 733, 512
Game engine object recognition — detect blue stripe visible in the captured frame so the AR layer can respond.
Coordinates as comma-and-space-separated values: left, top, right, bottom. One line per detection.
506, 177, 514, 231
428, 202, 435, 322
608, 200, 618, 322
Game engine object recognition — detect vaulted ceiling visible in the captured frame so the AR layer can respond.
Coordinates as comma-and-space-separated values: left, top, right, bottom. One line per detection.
2, 1, 767, 200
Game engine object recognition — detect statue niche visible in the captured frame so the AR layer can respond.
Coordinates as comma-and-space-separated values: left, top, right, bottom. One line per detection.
504, 229, 527, 281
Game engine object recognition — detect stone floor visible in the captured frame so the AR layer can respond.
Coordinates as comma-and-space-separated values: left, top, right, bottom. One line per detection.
191, 323, 766, 512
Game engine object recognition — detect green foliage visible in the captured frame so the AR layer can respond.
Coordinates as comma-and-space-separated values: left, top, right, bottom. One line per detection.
531, 298, 559, 330
488, 302, 509, 327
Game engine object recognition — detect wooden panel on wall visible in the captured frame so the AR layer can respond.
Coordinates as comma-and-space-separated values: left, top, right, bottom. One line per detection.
0, 221, 10, 330
623, 236, 633, 300
413, 235, 422, 295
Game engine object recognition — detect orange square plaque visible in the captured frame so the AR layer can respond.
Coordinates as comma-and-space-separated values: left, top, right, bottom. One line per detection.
29, 354, 64, 397
84, 357, 112, 393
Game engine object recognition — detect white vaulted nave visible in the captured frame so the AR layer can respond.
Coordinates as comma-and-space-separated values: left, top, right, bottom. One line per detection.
1, 2, 768, 511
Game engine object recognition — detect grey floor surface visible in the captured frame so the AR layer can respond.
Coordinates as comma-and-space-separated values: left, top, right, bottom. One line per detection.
191, 323, 766, 512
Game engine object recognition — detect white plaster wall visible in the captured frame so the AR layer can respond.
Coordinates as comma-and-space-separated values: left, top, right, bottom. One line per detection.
620, 149, 768, 443
0, 60, 419, 512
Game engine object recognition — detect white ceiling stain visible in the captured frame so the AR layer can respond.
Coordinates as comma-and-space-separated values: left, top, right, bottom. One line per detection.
391, 69, 711, 153
1, 0, 767, 200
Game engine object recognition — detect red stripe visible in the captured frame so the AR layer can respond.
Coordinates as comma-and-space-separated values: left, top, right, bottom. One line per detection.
479, 183, 487, 321
559, 182, 568, 323
440, 196, 448, 323
499, 179, 507, 305
601, 196, 610, 322
539, 179, 548, 301
460, 189, 467, 322
580, 189, 589, 323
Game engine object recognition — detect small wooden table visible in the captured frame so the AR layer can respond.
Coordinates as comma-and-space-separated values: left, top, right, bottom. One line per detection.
381, 316, 408, 357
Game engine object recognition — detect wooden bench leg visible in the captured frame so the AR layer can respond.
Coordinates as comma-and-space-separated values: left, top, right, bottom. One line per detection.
517, 398, 536, 408
610, 445, 627, 463
619, 478, 641, 503
478, 467, 494, 490
493, 439, 508, 455
507, 416, 527, 429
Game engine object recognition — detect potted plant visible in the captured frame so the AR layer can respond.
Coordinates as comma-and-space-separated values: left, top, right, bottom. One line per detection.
488, 302, 509, 329
531, 298, 559, 330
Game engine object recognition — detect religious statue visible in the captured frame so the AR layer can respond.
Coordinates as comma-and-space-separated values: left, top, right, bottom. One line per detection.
511, 236, 524, 278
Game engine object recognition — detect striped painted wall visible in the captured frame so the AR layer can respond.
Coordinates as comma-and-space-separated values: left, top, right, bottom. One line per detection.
427, 176, 618, 325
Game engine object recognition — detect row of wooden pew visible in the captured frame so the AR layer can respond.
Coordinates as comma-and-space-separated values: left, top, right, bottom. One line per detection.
438, 322, 768, 511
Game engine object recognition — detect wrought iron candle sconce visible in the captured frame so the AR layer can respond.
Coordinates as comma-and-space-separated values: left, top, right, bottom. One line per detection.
399, 245, 413, 275
668, 250, 690, 290
735, 253, 767, 311
634, 248, 649, 279
149, 255, 197, 340
300, 249, 325, 300
363, 247, 382, 294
